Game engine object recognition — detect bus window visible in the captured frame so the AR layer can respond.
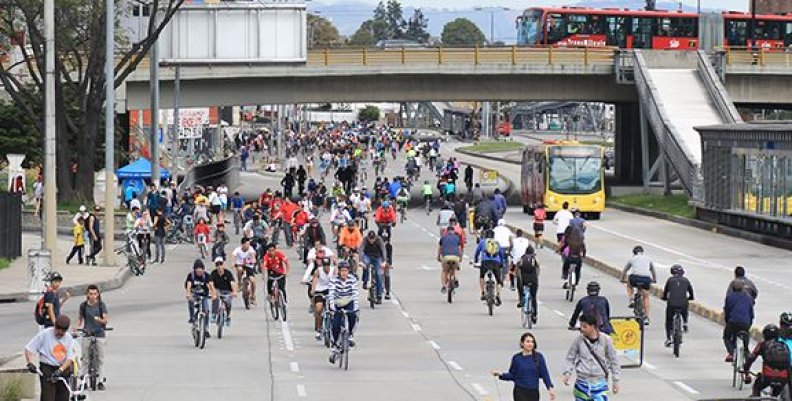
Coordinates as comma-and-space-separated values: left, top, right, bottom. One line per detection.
675, 17, 698, 38
656, 17, 672, 36
606, 16, 627, 47
632, 17, 653, 48
786, 22, 792, 47
547, 146, 603, 194
517, 9, 544, 46
726, 20, 748, 46
546, 14, 565, 44
756, 20, 783, 40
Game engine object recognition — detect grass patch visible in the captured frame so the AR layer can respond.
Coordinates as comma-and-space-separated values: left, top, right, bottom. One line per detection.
1, 376, 23, 401
0, 258, 11, 270
609, 194, 695, 219
459, 141, 524, 154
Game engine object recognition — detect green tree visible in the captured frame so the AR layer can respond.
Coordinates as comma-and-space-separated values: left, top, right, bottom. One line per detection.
405, 9, 430, 43
349, 20, 378, 46
441, 18, 486, 45
308, 14, 342, 48
358, 105, 380, 122
0, 101, 40, 166
385, 0, 406, 39
0, 0, 186, 202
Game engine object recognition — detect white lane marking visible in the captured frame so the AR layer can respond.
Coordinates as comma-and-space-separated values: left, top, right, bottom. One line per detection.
411, 323, 422, 332
471, 383, 488, 396
296, 384, 307, 397
553, 309, 566, 317
537, 300, 544, 305
448, 361, 464, 371
290, 362, 300, 373
419, 265, 432, 271
643, 361, 657, 370
673, 381, 699, 395
401, 311, 410, 318
281, 321, 295, 351
429, 340, 441, 350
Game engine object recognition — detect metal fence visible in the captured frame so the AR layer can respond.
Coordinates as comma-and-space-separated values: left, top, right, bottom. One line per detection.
0, 192, 22, 259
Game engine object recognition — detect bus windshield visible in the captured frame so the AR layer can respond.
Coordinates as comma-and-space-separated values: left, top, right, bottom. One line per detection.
547, 146, 602, 194
518, 9, 543, 45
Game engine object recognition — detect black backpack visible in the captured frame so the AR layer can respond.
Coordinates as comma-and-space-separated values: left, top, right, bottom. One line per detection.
763, 340, 792, 370
520, 254, 539, 282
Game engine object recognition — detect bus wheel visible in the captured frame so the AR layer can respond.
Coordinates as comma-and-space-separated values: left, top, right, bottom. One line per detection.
523, 205, 533, 214
589, 212, 601, 220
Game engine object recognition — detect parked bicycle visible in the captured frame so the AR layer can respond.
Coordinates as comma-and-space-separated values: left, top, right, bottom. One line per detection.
115, 232, 145, 276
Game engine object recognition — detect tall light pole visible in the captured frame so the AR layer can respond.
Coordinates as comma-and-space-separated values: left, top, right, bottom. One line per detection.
43, 0, 57, 254
103, 0, 116, 265
475, 7, 509, 44
150, 6, 161, 187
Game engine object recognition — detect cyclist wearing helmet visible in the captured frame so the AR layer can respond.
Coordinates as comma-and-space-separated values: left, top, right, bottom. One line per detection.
568, 282, 613, 334
779, 312, 792, 369
374, 201, 397, 237
661, 264, 695, 347
743, 324, 791, 398
621, 245, 657, 324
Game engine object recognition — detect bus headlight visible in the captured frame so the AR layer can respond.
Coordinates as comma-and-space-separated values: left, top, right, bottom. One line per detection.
548, 196, 555, 205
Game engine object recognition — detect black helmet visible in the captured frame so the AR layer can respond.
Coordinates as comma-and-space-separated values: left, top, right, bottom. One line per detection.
762, 324, 780, 340
46, 271, 63, 282
670, 264, 684, 276
632, 245, 644, 255
780, 312, 792, 328
586, 281, 601, 296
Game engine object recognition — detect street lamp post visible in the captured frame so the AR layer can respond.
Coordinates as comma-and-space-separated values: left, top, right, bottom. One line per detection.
475, 7, 509, 44
750, 0, 757, 51
43, 0, 56, 255
103, 0, 116, 265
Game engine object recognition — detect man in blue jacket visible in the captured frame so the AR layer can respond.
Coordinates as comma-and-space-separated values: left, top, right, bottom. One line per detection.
474, 230, 506, 306
723, 280, 754, 362
493, 188, 507, 220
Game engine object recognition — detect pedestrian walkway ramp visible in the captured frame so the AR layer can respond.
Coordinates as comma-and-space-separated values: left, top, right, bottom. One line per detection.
633, 50, 741, 200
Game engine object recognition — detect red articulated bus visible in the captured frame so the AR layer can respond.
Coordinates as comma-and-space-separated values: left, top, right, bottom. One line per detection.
516, 6, 792, 50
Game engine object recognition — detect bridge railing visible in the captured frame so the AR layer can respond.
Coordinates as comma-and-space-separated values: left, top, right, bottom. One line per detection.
306, 46, 615, 67
721, 46, 792, 66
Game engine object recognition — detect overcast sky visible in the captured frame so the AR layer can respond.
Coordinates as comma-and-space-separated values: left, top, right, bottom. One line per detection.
314, 0, 748, 12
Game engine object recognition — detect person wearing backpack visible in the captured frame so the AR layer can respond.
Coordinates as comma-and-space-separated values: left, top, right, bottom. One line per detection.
559, 225, 586, 290
35, 272, 71, 328
568, 282, 614, 335
516, 246, 540, 324
742, 324, 791, 398
779, 312, 792, 369
474, 229, 506, 306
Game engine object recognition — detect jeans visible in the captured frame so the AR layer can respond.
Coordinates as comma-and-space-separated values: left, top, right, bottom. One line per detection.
66, 245, 84, 264
723, 322, 751, 355
88, 236, 103, 260
331, 304, 358, 346
362, 254, 383, 298
664, 305, 689, 340
153, 234, 166, 261
188, 295, 210, 329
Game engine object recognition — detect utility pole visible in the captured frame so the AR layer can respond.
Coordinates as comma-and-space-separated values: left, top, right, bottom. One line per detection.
490, 11, 495, 44
150, 9, 161, 187
43, 0, 57, 254
103, 0, 116, 265
172, 66, 181, 173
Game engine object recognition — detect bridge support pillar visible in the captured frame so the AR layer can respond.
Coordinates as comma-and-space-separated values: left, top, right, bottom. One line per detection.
613, 103, 643, 185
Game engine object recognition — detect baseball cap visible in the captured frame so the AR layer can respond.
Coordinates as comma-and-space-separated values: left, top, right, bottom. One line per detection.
214, 256, 224, 264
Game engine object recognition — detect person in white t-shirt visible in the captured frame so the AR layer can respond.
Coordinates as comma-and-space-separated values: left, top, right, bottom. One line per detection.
492, 219, 515, 290
553, 201, 574, 242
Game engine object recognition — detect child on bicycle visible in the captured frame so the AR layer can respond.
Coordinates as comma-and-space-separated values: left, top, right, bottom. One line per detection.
743, 324, 791, 398
661, 264, 694, 347
193, 218, 211, 256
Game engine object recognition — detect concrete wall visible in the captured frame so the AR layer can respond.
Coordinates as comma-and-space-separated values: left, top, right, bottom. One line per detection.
726, 73, 792, 105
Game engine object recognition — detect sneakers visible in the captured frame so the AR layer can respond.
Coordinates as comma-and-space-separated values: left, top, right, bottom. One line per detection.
562, 282, 570, 289
517, 301, 524, 308
315, 332, 322, 341
441, 287, 447, 294
683, 324, 688, 333
226, 318, 231, 327
349, 337, 356, 347
531, 315, 537, 324
480, 293, 486, 301
384, 293, 391, 300
210, 314, 216, 324
97, 382, 106, 391
329, 350, 338, 364
362, 282, 369, 290
725, 353, 734, 363
375, 297, 382, 305
495, 296, 502, 307
644, 318, 650, 326
664, 339, 672, 348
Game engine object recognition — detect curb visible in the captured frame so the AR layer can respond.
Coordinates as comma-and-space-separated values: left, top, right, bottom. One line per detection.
455, 148, 521, 166
0, 265, 132, 303
504, 223, 763, 341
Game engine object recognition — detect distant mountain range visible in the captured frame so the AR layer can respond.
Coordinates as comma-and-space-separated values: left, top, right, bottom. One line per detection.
310, 0, 730, 43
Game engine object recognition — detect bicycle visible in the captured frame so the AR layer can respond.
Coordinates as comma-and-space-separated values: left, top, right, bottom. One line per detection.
268, 274, 288, 322
240, 265, 255, 310
565, 259, 579, 303
191, 295, 208, 349
740, 371, 792, 400
731, 330, 751, 390
332, 308, 353, 371
196, 234, 208, 260
74, 327, 113, 391
425, 195, 432, 215
365, 261, 379, 309
445, 262, 459, 304
476, 263, 497, 316
521, 285, 534, 329
31, 365, 87, 401
671, 310, 684, 358
321, 306, 334, 348
215, 292, 232, 339
116, 232, 146, 276
632, 285, 646, 323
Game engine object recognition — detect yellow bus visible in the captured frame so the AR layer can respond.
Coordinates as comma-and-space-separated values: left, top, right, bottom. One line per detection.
521, 141, 605, 219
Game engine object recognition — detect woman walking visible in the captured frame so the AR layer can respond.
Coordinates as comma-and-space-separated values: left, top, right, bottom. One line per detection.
492, 332, 556, 401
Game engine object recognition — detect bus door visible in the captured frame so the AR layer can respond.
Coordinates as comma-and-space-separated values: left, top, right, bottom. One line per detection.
786, 22, 792, 47
632, 17, 653, 48
606, 16, 628, 47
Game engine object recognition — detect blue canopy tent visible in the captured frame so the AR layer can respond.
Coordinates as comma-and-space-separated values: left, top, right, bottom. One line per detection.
115, 158, 170, 179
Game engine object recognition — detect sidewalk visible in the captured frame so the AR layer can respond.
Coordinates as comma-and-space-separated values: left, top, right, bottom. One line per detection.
0, 233, 130, 302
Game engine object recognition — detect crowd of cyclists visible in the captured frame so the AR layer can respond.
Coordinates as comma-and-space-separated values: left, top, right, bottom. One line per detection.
24, 118, 792, 401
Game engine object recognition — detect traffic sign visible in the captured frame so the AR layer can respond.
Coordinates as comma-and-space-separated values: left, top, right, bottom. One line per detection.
479, 169, 498, 186
610, 316, 644, 368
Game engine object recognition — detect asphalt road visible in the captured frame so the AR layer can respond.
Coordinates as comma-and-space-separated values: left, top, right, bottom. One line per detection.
0, 145, 762, 401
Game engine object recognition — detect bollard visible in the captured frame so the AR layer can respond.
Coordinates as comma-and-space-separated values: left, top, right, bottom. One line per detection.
28, 249, 51, 301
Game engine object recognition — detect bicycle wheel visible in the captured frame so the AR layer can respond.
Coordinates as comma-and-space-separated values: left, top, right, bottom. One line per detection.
672, 314, 683, 358
280, 292, 288, 322
270, 294, 280, 321
88, 347, 97, 391
198, 314, 207, 349
342, 330, 350, 371
192, 323, 200, 347
369, 285, 376, 309
242, 278, 251, 310
446, 276, 454, 304
217, 309, 225, 339
337, 331, 347, 369
732, 340, 743, 388
634, 294, 645, 322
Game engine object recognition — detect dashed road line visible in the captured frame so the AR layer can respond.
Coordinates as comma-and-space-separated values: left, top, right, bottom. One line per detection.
448, 361, 464, 371
281, 321, 295, 351
401, 311, 410, 318
411, 323, 422, 332
471, 383, 488, 396
289, 362, 300, 373
643, 361, 657, 370
553, 309, 566, 317
673, 381, 699, 395
296, 384, 307, 397
429, 340, 441, 350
